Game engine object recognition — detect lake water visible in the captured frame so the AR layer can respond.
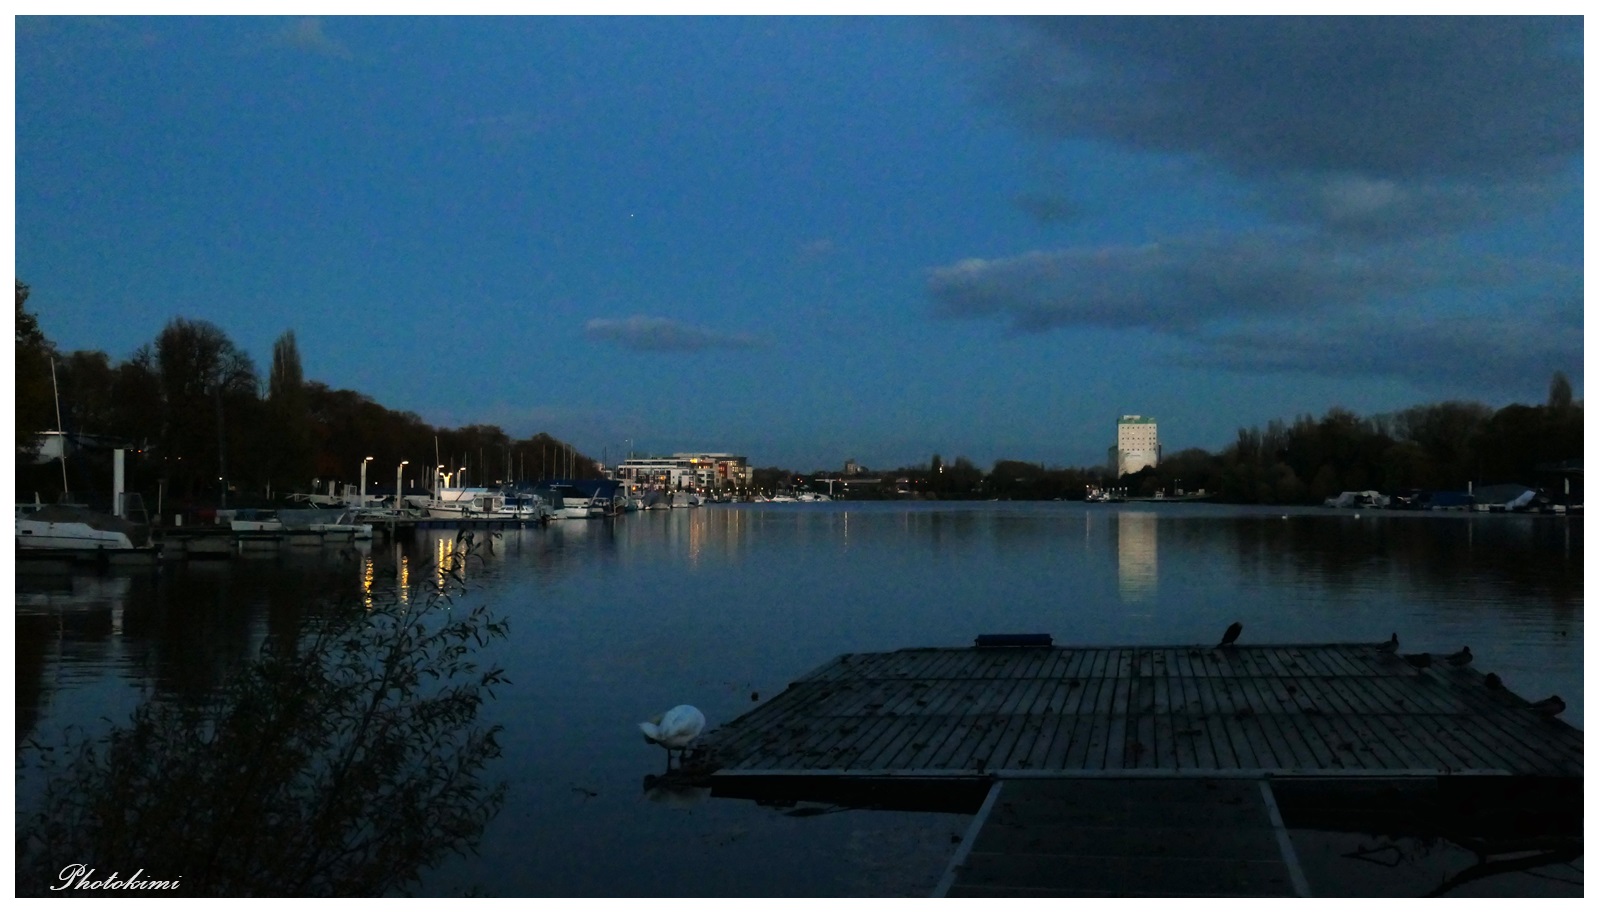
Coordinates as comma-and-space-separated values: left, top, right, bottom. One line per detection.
14, 502, 1584, 896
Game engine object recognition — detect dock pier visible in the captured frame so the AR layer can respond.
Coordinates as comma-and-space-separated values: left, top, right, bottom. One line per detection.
690, 642, 1582, 896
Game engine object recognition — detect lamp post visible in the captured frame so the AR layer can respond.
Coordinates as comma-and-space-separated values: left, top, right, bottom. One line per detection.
460, 466, 468, 488
396, 460, 409, 510
360, 456, 373, 505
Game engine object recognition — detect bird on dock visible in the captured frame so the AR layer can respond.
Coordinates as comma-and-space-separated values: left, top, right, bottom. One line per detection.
1217, 622, 1243, 648
1529, 695, 1566, 717
1445, 646, 1472, 667
1378, 633, 1399, 654
1484, 673, 1503, 690
1403, 652, 1432, 669
639, 704, 706, 771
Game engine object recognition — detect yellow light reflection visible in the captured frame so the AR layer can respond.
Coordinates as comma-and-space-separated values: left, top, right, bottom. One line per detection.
361, 555, 375, 610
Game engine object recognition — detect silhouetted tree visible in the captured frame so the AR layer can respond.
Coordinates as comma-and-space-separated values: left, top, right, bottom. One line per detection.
153, 318, 258, 500
15, 280, 58, 460
263, 330, 315, 493
16, 544, 508, 896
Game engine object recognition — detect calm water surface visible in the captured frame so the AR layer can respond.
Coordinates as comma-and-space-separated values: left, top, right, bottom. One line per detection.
14, 503, 1584, 896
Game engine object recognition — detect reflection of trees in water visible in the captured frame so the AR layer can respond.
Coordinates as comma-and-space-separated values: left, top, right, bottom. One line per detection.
1222, 516, 1583, 608
16, 544, 509, 896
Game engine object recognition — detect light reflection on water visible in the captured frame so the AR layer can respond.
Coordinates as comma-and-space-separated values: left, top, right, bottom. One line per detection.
13, 503, 1584, 896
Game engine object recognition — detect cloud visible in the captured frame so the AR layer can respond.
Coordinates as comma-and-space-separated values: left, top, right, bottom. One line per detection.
927, 233, 1511, 334
929, 16, 1581, 395
274, 17, 353, 60
1177, 299, 1583, 392
970, 16, 1581, 236
584, 316, 761, 353
991, 17, 1579, 182
927, 231, 1580, 389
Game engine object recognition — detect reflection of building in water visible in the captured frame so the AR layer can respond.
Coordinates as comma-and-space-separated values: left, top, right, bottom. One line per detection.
1117, 512, 1158, 602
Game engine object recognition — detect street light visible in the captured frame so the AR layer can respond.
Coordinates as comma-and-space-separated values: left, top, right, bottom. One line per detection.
459, 466, 468, 488
396, 460, 409, 510
360, 456, 374, 504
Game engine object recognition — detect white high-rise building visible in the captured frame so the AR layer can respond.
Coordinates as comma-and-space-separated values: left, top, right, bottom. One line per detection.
1113, 415, 1160, 476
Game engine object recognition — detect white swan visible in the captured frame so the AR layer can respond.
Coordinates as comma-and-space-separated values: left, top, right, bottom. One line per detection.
640, 704, 705, 770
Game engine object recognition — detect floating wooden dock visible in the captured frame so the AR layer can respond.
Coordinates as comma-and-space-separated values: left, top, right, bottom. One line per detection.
695, 643, 1581, 779
694, 642, 1580, 896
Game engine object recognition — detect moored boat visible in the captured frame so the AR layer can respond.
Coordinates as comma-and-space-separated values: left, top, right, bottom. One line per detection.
17, 503, 152, 550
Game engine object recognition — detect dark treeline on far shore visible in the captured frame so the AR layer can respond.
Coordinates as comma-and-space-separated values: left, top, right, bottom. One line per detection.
16, 281, 603, 510
15, 281, 1583, 508
760, 372, 1582, 505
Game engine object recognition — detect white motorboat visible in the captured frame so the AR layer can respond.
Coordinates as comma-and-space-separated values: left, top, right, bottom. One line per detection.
421, 487, 550, 522
538, 484, 603, 520
17, 503, 152, 551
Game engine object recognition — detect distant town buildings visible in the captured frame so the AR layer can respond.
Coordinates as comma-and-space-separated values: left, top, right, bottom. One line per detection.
1111, 415, 1160, 476
611, 453, 751, 491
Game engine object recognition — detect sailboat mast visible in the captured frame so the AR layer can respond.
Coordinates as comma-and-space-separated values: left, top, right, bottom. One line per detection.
50, 357, 68, 496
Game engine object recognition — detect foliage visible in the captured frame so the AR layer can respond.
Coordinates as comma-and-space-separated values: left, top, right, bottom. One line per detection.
10, 281, 1583, 508
263, 330, 316, 491
15, 543, 510, 896
15, 280, 58, 459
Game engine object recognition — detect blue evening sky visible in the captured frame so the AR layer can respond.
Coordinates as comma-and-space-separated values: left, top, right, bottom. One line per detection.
12, 15, 1585, 472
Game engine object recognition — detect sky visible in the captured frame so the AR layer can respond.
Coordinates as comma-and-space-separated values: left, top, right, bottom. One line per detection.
11, 14, 1586, 473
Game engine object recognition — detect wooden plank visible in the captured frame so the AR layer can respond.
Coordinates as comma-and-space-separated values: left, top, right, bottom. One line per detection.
1079, 674, 1118, 771
821, 680, 942, 770
1023, 677, 1087, 770
1132, 709, 1161, 770
1349, 673, 1516, 772
1011, 682, 1072, 771
990, 680, 1050, 768
1250, 660, 1322, 769
1234, 675, 1306, 769
1356, 668, 1546, 772
806, 689, 917, 769
1173, 676, 1212, 770
1044, 679, 1098, 771
1377, 671, 1580, 773
1155, 668, 1185, 771
1229, 682, 1287, 769
936, 709, 1008, 773
1056, 648, 1090, 681
916, 682, 993, 769
1218, 705, 1259, 769
1260, 655, 1339, 769
1191, 678, 1240, 768
1003, 679, 1062, 769
1102, 657, 1133, 770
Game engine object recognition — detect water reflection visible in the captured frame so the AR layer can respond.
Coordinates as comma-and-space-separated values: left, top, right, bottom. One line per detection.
16, 544, 509, 896
14, 504, 1583, 897
1116, 512, 1158, 604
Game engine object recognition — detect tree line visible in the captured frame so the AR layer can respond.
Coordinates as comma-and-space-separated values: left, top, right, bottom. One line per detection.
16, 281, 601, 510
17, 280, 1582, 508
776, 375, 1581, 505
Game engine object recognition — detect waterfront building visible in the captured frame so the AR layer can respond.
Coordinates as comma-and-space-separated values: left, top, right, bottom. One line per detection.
612, 453, 751, 491
1112, 415, 1160, 476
